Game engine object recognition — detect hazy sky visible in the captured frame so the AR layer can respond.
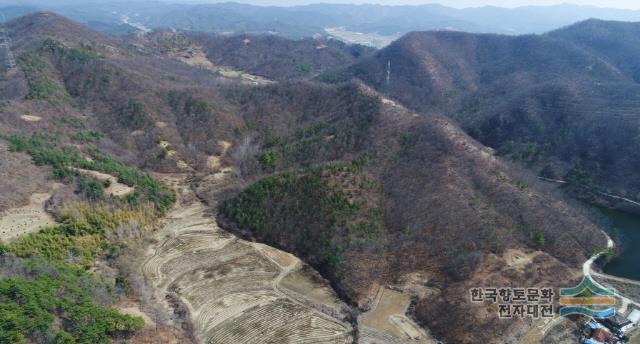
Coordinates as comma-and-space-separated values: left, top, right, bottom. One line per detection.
11, 0, 640, 10
197, 1, 640, 10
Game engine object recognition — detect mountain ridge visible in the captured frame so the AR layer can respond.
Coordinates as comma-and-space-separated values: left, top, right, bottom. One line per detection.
323, 19, 640, 215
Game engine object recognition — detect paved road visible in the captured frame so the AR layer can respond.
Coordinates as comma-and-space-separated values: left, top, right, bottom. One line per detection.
583, 232, 640, 312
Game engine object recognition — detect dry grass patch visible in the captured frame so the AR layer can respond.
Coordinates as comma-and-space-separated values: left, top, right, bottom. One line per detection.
114, 299, 155, 328
360, 287, 434, 343
280, 268, 345, 309
0, 192, 55, 241
19, 114, 42, 122
254, 242, 297, 269
504, 249, 543, 270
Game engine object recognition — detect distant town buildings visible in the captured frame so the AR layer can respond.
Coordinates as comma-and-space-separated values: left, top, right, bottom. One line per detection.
582, 308, 639, 343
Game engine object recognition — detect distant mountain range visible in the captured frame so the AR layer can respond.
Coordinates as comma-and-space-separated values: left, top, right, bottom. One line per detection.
4, 1, 640, 46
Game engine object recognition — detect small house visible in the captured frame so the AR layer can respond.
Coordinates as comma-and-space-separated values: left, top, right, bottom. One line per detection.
627, 309, 640, 326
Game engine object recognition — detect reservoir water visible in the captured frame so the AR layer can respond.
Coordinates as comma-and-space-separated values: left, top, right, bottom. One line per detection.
601, 208, 640, 281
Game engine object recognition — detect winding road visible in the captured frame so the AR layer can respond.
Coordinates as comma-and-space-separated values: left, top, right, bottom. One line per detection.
535, 230, 640, 340
583, 231, 640, 312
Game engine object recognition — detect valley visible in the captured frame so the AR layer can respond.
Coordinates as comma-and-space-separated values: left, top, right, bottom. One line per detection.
0, 148, 436, 344
139, 167, 442, 343
141, 172, 355, 344
324, 28, 399, 49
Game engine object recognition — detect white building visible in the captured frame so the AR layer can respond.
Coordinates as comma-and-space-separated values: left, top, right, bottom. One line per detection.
627, 309, 640, 327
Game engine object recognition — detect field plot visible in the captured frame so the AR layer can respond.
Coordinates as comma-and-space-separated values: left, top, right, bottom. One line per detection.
142, 175, 353, 344
161, 38, 273, 86
280, 268, 346, 311
359, 287, 436, 344
0, 192, 55, 241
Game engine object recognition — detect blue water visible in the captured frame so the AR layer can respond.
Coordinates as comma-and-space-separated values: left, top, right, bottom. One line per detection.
601, 208, 640, 281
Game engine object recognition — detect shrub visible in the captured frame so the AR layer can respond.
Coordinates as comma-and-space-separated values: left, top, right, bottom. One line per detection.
537, 233, 546, 246
119, 99, 148, 128
223, 159, 381, 274
2, 134, 175, 213
264, 135, 285, 148
40, 38, 98, 65
0, 257, 144, 343
71, 131, 103, 143
540, 163, 559, 179
1, 133, 158, 344
76, 175, 105, 200
9, 228, 104, 268
8, 203, 153, 267
17, 53, 60, 100
0, 203, 152, 340
513, 178, 528, 191
58, 116, 88, 129
58, 203, 153, 237
258, 152, 277, 169
297, 63, 314, 73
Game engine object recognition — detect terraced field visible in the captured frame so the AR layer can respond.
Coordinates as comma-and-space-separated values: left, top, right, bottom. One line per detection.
0, 192, 55, 241
142, 174, 353, 344
359, 287, 437, 344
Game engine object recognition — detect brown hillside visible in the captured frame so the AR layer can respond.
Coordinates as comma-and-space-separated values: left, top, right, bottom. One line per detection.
326, 28, 640, 213
1, 13, 611, 344
190, 32, 374, 80
217, 83, 607, 343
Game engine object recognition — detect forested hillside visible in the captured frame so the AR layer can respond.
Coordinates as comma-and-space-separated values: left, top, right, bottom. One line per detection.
190, 33, 374, 80
325, 21, 640, 213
